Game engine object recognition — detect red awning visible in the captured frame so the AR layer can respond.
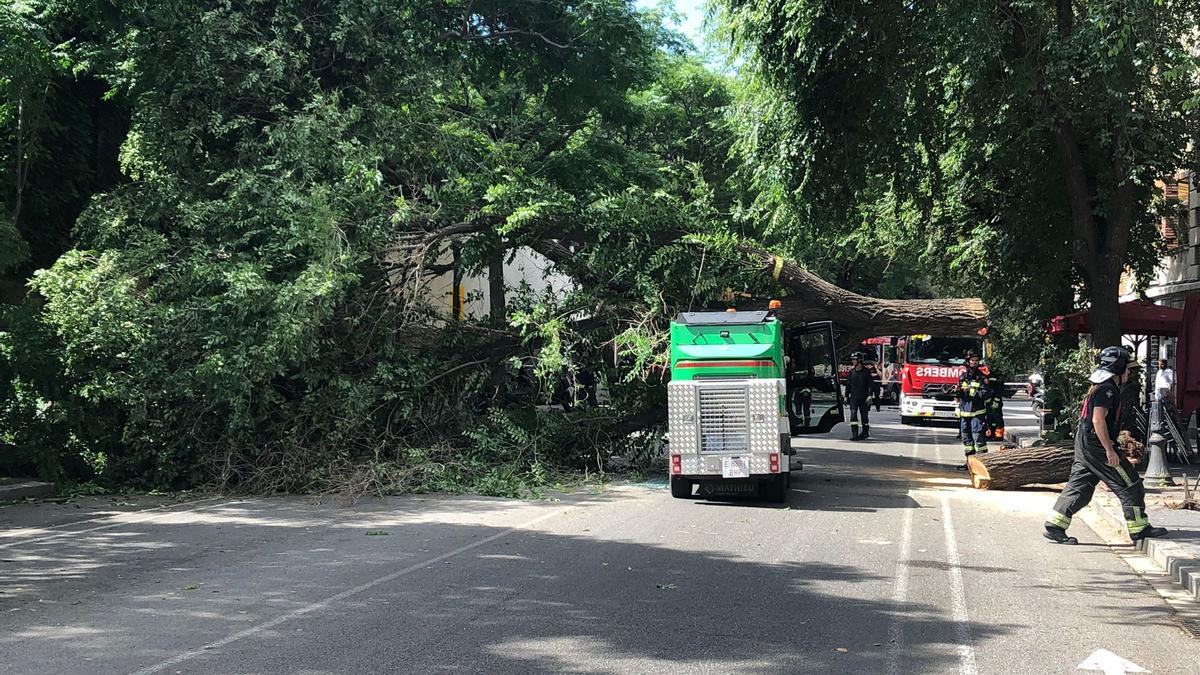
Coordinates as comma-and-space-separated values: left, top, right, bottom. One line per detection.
1048, 300, 1184, 337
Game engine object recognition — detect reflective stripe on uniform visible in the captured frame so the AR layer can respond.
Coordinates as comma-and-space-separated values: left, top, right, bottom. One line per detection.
955, 409, 986, 418
1116, 466, 1134, 487
849, 421, 860, 427
1127, 507, 1150, 534
974, 443, 987, 452
1046, 511, 1072, 529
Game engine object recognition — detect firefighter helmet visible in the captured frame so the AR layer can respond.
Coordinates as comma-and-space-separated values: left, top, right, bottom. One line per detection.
1088, 346, 1130, 383
965, 349, 981, 362
850, 351, 864, 362
1097, 346, 1130, 375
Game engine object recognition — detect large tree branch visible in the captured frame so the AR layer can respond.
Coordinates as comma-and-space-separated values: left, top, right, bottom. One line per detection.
532, 234, 988, 336
732, 244, 988, 336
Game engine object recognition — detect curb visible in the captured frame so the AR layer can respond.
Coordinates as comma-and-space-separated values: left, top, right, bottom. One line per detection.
1087, 490, 1200, 602
0, 481, 55, 501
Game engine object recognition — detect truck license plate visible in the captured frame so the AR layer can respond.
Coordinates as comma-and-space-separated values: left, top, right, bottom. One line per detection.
722, 457, 750, 478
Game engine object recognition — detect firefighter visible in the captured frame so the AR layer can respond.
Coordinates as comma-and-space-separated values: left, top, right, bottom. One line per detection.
845, 352, 877, 440
955, 349, 990, 467
984, 368, 1006, 443
792, 367, 813, 427
1044, 347, 1168, 544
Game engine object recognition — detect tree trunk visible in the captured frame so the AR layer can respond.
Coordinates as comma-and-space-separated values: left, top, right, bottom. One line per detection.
487, 248, 506, 325
734, 244, 989, 336
966, 442, 1074, 490
1087, 268, 1122, 347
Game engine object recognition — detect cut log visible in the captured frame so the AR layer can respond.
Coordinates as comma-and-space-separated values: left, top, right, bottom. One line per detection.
967, 442, 1074, 490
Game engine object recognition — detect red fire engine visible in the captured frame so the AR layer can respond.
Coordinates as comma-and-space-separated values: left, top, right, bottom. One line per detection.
898, 334, 989, 425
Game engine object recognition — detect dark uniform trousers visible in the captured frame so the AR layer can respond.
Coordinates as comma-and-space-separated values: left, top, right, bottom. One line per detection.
848, 398, 870, 432
958, 404, 987, 455
1046, 432, 1150, 535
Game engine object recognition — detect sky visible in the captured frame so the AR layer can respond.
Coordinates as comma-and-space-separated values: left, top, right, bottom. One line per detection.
636, 0, 709, 50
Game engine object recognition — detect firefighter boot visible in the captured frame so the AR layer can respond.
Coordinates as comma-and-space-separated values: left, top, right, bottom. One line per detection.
1043, 525, 1078, 545
1131, 525, 1169, 541
849, 427, 860, 441
860, 425, 870, 440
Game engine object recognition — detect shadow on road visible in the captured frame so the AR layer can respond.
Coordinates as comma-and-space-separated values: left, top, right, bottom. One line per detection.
1, 491, 1018, 674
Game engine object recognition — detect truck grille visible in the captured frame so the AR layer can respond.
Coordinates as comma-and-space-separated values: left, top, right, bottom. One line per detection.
697, 385, 750, 453
922, 383, 956, 399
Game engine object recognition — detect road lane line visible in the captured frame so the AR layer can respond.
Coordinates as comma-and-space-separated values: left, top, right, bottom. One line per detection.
932, 437, 978, 675
127, 505, 572, 675
884, 437, 920, 675
0, 497, 251, 550
939, 495, 978, 675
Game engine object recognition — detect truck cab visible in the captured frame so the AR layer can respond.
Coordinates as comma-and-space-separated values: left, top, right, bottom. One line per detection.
666, 310, 842, 501
897, 334, 989, 424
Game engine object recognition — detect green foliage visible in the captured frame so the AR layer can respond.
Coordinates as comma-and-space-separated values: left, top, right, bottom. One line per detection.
1, 0, 744, 492
1038, 342, 1098, 435
720, 0, 1200, 336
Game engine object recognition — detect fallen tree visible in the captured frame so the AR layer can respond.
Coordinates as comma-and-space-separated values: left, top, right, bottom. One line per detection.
966, 442, 1074, 490
527, 235, 989, 336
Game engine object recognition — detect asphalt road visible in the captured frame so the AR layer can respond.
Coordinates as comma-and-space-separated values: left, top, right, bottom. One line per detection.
3, 405, 1200, 674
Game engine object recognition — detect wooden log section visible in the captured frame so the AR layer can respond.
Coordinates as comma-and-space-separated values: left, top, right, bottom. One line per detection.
967, 442, 1074, 490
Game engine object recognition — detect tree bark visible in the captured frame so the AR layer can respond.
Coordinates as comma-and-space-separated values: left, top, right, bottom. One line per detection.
734, 244, 988, 335
487, 248, 506, 325
534, 237, 988, 335
966, 442, 1074, 490
1087, 268, 1123, 347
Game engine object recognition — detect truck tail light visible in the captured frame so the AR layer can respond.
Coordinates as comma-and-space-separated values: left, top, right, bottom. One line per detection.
769, 453, 780, 473
671, 454, 682, 475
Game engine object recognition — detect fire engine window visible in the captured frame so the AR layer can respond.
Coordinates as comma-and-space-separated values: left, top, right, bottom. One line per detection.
907, 336, 984, 365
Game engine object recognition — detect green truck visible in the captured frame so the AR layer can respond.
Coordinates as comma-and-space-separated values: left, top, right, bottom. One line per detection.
667, 309, 842, 501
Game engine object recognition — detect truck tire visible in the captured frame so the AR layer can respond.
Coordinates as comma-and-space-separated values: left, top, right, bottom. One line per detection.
670, 476, 694, 499
761, 475, 788, 503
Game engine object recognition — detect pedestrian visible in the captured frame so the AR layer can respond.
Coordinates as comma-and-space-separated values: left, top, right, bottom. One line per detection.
955, 349, 990, 468
1044, 347, 1168, 545
844, 352, 876, 440
1155, 358, 1175, 405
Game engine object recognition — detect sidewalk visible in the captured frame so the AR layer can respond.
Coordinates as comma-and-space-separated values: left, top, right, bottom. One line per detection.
1088, 471, 1200, 601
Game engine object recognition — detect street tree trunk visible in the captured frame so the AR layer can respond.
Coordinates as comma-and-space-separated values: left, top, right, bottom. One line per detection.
1041, 0, 1132, 348
487, 249, 506, 325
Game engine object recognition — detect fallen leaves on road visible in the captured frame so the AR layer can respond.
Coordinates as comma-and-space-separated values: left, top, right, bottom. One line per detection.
365, 530, 390, 536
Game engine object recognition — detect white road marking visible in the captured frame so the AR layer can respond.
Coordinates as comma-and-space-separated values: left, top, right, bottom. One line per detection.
0, 497, 251, 550
1077, 648, 1147, 674
884, 435, 921, 675
127, 506, 571, 675
940, 494, 978, 675
932, 438, 978, 675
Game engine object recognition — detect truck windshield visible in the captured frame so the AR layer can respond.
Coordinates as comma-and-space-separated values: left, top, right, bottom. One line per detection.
905, 336, 983, 365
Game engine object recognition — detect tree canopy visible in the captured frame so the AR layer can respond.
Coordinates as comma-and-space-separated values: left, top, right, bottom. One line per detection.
1, 0, 1193, 492
721, 0, 1200, 347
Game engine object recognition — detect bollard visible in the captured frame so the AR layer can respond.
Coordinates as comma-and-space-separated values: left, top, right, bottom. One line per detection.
1143, 431, 1176, 486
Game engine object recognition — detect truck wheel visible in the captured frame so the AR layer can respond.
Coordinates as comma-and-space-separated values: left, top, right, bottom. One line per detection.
670, 476, 694, 499
761, 475, 788, 503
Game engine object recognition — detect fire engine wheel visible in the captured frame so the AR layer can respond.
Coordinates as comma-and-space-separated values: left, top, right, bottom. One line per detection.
669, 476, 695, 499
760, 475, 788, 503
